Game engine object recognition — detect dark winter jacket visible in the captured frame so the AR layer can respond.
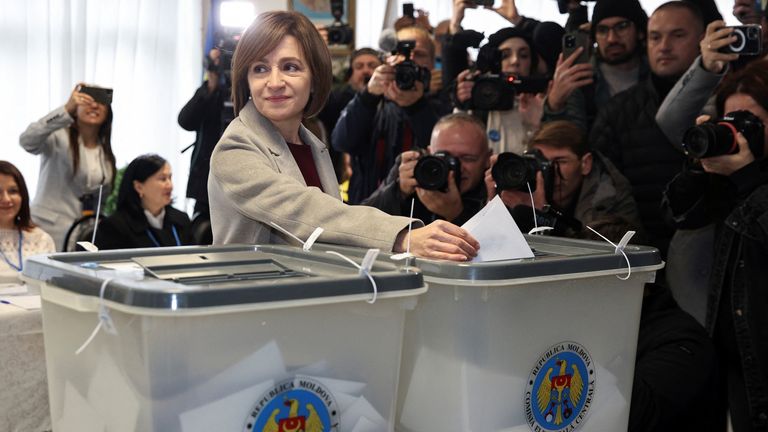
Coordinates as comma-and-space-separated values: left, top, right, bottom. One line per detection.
178, 81, 230, 209
590, 75, 686, 257
666, 159, 768, 429
94, 206, 194, 250
629, 283, 721, 432
331, 90, 440, 204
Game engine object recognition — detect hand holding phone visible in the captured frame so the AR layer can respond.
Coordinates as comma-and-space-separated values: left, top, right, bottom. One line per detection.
79, 86, 114, 105
719, 25, 763, 55
562, 31, 591, 64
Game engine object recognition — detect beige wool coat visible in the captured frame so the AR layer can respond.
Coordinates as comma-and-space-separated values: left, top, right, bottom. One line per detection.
208, 102, 420, 250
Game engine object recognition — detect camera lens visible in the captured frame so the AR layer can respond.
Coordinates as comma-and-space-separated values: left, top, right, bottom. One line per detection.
681, 123, 738, 158
414, 156, 450, 190
492, 153, 537, 191
565, 36, 575, 48
748, 27, 759, 38
730, 29, 746, 52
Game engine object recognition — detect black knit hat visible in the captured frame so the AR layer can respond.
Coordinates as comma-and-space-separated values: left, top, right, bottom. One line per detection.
590, 0, 648, 39
533, 22, 565, 75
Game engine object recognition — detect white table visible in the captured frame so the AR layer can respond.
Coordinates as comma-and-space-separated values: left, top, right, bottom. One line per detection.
0, 303, 51, 432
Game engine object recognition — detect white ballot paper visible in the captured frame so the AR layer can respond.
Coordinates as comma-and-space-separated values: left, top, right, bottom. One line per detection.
461, 195, 534, 262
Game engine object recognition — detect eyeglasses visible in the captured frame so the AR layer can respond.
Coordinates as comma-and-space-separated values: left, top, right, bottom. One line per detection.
595, 20, 633, 37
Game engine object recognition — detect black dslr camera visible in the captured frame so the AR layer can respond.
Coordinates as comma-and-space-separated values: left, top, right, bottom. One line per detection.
681, 110, 765, 159
491, 149, 554, 192
326, 0, 354, 45
208, 32, 239, 89
414, 151, 461, 192
393, 40, 431, 90
470, 45, 549, 110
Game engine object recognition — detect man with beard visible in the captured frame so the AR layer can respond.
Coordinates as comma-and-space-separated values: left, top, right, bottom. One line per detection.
590, 1, 706, 261
542, 0, 649, 131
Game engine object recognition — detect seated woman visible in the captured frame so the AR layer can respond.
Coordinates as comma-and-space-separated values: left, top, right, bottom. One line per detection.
94, 154, 193, 250
0, 161, 55, 283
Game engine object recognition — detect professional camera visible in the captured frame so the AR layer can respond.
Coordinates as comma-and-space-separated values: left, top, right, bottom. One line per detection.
325, 0, 354, 45
414, 151, 461, 192
470, 44, 549, 110
681, 110, 765, 159
491, 149, 554, 193
393, 40, 431, 90
207, 32, 240, 89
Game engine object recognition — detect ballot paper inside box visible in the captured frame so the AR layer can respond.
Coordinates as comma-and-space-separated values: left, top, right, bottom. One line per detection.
22, 245, 425, 432
312, 236, 663, 432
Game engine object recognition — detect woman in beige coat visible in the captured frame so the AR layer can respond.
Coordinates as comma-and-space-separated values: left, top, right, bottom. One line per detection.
208, 11, 478, 261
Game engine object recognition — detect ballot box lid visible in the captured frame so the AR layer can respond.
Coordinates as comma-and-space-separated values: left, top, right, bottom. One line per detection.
315, 235, 663, 282
22, 245, 424, 309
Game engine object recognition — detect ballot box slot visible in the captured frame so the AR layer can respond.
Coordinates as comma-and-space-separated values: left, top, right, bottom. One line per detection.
132, 251, 305, 283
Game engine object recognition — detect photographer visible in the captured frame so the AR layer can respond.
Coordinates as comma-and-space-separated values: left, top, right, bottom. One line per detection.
664, 59, 768, 431
486, 120, 641, 239
332, 26, 440, 204
363, 113, 490, 225
543, 0, 650, 131
453, 27, 546, 156
178, 47, 232, 216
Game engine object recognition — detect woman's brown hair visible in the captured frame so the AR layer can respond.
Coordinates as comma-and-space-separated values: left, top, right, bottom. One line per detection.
0, 160, 35, 231
67, 104, 117, 186
231, 11, 332, 118
715, 59, 768, 117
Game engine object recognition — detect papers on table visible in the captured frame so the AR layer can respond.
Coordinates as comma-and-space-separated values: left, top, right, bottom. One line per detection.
0, 295, 41, 310
0, 283, 27, 295
462, 195, 534, 262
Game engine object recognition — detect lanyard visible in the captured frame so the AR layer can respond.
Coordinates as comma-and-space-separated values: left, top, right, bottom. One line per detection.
145, 225, 181, 247
0, 229, 23, 272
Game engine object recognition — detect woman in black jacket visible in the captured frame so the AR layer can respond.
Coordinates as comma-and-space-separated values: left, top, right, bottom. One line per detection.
665, 59, 768, 432
95, 154, 193, 250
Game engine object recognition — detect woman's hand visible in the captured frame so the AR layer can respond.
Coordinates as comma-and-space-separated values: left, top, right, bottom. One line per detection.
64, 83, 95, 118
701, 132, 755, 176
395, 220, 480, 261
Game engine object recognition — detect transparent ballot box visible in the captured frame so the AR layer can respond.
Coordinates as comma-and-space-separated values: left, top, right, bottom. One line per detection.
316, 235, 663, 432
22, 245, 426, 432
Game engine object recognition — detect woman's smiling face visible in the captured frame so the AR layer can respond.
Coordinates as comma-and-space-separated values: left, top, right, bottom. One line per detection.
248, 35, 312, 129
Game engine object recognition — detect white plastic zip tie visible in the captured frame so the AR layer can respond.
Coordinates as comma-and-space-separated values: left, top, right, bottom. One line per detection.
325, 249, 380, 303
303, 228, 324, 251
586, 226, 635, 280
391, 198, 416, 261
526, 182, 554, 235
77, 241, 99, 252
269, 221, 323, 251
90, 184, 104, 245
75, 277, 117, 355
